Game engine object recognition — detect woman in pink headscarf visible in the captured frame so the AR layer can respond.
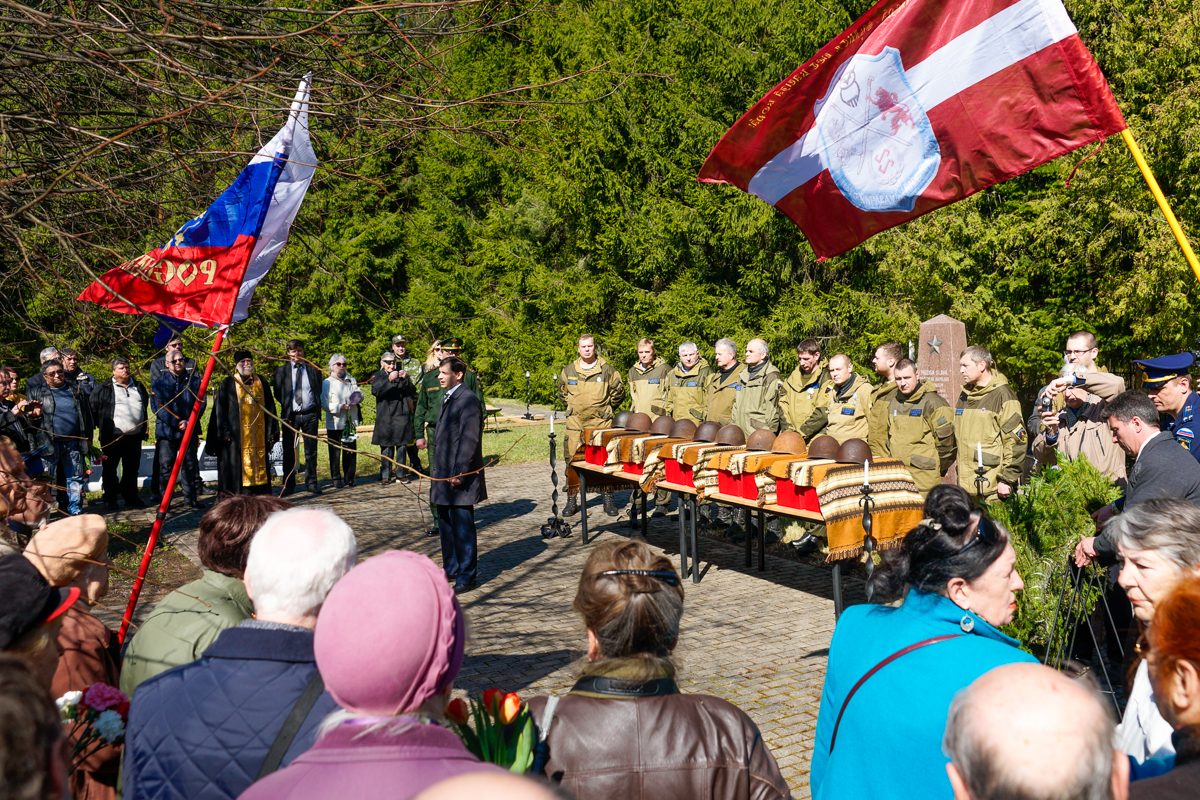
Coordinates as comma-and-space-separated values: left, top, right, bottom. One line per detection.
238, 551, 501, 800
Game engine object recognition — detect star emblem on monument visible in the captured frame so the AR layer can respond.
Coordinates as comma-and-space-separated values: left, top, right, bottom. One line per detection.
927, 335, 943, 355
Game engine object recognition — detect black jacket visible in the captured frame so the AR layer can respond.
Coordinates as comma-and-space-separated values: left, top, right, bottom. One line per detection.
25, 382, 94, 459
431, 386, 487, 507
1096, 431, 1200, 559
150, 354, 198, 385
152, 371, 206, 440
369, 367, 416, 447
1129, 725, 1200, 800
273, 362, 325, 419
90, 379, 150, 446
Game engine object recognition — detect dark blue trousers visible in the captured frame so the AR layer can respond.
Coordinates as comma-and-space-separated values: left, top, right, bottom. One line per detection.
438, 504, 478, 587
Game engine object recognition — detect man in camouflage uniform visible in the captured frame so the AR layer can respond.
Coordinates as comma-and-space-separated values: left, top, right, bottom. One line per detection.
626, 338, 670, 524
780, 338, 829, 439
664, 342, 712, 425
627, 338, 669, 419
414, 337, 484, 537
806, 354, 873, 444
954, 345, 1026, 500
886, 359, 956, 497
867, 341, 902, 457
391, 333, 426, 479
732, 338, 783, 437
558, 334, 625, 516
705, 338, 741, 426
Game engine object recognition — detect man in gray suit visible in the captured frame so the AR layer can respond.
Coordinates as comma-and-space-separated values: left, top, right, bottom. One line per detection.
1076, 390, 1200, 566
431, 356, 487, 594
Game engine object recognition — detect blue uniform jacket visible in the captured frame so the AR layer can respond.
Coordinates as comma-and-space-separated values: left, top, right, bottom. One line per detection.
810, 590, 1036, 800
1164, 391, 1200, 463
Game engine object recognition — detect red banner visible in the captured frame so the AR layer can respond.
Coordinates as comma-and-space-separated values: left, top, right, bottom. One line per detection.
698, 0, 1126, 260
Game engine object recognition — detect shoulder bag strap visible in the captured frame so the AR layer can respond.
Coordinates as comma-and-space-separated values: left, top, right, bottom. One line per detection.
530, 696, 560, 775
256, 671, 325, 780
829, 634, 961, 753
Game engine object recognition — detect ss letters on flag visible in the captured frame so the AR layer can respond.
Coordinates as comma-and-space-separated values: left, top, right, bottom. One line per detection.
698, 0, 1126, 260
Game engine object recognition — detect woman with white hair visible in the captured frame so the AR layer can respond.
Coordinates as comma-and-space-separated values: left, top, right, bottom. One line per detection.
321, 354, 360, 488
1108, 498, 1200, 763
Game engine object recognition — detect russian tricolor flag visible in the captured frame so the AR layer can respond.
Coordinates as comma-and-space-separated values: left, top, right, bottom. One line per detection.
698, 0, 1126, 261
79, 76, 317, 326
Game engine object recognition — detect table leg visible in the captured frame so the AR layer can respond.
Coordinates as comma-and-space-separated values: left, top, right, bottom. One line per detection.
579, 470, 589, 545
640, 491, 648, 539
678, 493, 688, 579
690, 497, 700, 584
832, 561, 844, 619
757, 508, 766, 572
743, 508, 751, 569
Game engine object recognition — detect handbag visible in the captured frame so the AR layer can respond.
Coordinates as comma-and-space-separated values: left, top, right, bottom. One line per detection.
828, 634, 962, 753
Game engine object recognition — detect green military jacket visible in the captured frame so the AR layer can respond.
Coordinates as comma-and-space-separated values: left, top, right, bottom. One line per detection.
781, 359, 830, 437
731, 361, 783, 437
627, 357, 671, 419
705, 361, 742, 426
868, 381, 898, 457
820, 373, 874, 444
119, 570, 253, 697
664, 357, 713, 424
414, 365, 485, 439
953, 371, 1027, 498
887, 380, 956, 496
558, 357, 625, 432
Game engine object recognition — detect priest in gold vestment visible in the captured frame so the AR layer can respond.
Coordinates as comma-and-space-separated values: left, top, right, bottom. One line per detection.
207, 350, 279, 495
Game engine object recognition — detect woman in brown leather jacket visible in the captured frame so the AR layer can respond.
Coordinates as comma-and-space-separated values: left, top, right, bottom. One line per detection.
527, 540, 790, 799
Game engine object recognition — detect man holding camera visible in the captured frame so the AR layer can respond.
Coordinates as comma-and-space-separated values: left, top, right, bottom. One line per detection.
1031, 366, 1126, 482
370, 350, 416, 485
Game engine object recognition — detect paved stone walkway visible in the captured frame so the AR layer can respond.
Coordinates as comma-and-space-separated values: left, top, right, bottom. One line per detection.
128, 462, 867, 797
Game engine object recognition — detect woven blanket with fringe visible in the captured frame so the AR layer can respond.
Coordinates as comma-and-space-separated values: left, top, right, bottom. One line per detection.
586, 427, 628, 447
812, 459, 924, 561
725, 452, 806, 506
692, 446, 749, 500
638, 438, 694, 493
607, 434, 669, 465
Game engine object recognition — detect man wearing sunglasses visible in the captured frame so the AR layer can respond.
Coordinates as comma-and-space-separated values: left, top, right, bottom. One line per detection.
151, 352, 206, 509
25, 360, 93, 516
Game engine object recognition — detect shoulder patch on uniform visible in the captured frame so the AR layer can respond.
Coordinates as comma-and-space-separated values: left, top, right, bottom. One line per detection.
1014, 425, 1028, 444
1177, 428, 1194, 439
955, 408, 964, 415
841, 407, 855, 415
909, 409, 922, 416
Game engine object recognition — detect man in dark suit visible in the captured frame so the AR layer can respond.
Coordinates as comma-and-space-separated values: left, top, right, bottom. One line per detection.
273, 339, 324, 495
431, 356, 487, 594
1076, 390, 1200, 566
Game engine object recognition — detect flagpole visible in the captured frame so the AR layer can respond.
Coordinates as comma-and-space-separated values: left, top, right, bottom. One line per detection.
118, 326, 227, 644
1120, 129, 1200, 284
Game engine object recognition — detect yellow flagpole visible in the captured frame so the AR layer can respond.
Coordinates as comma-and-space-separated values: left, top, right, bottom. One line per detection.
1120, 128, 1200, 285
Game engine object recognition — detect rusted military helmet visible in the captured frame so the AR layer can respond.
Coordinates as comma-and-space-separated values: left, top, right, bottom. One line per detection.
716, 424, 746, 447
613, 410, 631, 429
625, 412, 652, 432
650, 415, 675, 436
747, 429, 776, 452
670, 419, 697, 440
836, 438, 873, 465
807, 435, 840, 460
694, 421, 721, 443
773, 431, 808, 456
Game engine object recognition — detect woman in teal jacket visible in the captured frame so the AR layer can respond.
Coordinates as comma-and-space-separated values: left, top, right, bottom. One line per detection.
810, 486, 1037, 800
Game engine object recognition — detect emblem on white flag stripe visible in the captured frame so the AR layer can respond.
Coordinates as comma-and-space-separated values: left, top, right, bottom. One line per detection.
814, 48, 940, 213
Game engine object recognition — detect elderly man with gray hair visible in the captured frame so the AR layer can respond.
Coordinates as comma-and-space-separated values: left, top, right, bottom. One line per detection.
125, 506, 357, 800
89, 357, 150, 511
22, 347, 61, 394
321, 353, 361, 489
664, 341, 712, 426
943, 663, 1128, 800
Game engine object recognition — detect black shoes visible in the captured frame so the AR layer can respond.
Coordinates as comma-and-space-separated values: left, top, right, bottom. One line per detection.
333, 479, 344, 489
187, 499, 209, 510
103, 499, 120, 512
426, 526, 439, 537
791, 533, 821, 557
602, 492, 618, 517
563, 494, 579, 516
124, 496, 147, 509
306, 482, 322, 495
453, 581, 478, 594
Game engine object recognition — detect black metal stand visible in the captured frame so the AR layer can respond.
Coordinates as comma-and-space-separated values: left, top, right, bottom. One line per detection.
541, 400, 571, 539
579, 469, 589, 544
974, 464, 988, 503
859, 482, 877, 602
640, 490, 648, 539
521, 372, 535, 420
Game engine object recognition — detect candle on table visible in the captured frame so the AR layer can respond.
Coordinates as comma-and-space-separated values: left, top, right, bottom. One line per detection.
976, 441, 983, 469
863, 459, 870, 488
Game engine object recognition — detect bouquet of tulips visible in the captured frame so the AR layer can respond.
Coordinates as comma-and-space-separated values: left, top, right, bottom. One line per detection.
56, 683, 130, 774
445, 688, 534, 772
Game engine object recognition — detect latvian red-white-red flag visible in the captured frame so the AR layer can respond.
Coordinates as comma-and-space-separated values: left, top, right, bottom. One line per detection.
698, 0, 1126, 261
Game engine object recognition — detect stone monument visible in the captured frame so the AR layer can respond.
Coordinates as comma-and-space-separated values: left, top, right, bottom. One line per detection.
917, 314, 967, 486
917, 314, 967, 405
